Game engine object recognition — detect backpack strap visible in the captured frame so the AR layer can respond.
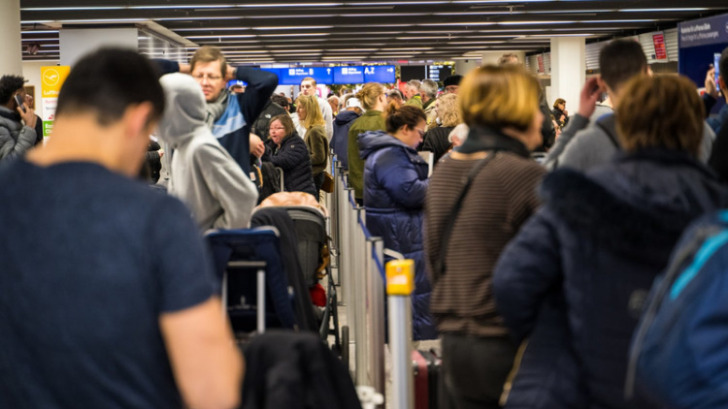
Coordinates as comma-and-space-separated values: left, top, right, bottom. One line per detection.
595, 114, 621, 150
434, 152, 497, 277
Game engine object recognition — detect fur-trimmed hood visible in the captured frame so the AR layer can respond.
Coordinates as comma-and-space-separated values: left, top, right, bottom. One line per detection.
541, 149, 728, 262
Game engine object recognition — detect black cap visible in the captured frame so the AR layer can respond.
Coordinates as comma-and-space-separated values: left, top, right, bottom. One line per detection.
443, 75, 462, 87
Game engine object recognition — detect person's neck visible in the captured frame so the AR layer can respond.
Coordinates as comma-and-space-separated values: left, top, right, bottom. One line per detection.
26, 116, 130, 176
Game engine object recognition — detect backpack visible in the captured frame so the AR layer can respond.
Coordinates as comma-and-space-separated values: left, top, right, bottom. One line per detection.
626, 211, 728, 409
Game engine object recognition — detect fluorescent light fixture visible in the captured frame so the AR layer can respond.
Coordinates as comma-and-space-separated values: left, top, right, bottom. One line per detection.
379, 47, 434, 51
619, 8, 709, 12
237, 3, 343, 7
498, 21, 577, 25
252, 26, 334, 30
21, 30, 58, 34
349, 1, 449, 4
173, 27, 251, 32
258, 33, 329, 37
322, 56, 365, 59
247, 14, 336, 19
21, 38, 57, 42
395, 36, 456, 40
185, 34, 256, 39
343, 13, 428, 17
418, 22, 497, 27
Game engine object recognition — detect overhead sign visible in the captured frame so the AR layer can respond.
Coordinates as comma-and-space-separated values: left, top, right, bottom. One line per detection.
333, 66, 364, 84
262, 67, 333, 85
363, 65, 396, 83
678, 13, 728, 48
653, 32, 668, 60
40, 66, 70, 137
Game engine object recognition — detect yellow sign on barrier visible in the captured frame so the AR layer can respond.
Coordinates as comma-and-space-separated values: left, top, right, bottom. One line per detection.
386, 259, 415, 296
40, 66, 70, 137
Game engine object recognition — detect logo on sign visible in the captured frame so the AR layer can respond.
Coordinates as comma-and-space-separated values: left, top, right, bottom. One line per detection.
342, 67, 349, 74
43, 69, 60, 87
309, 68, 314, 75
289, 69, 296, 76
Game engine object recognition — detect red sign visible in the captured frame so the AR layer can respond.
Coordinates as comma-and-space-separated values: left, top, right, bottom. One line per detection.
537, 55, 545, 73
653, 33, 667, 60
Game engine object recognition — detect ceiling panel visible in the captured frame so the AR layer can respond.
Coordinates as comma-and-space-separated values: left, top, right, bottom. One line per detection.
18, 0, 728, 64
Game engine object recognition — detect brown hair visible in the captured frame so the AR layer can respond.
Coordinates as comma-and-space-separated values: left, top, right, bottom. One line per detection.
190, 46, 227, 77
356, 82, 385, 110
599, 39, 648, 92
458, 64, 541, 132
269, 113, 295, 137
553, 98, 566, 109
384, 103, 427, 134
296, 94, 325, 129
437, 94, 461, 127
301, 76, 317, 87
616, 74, 704, 156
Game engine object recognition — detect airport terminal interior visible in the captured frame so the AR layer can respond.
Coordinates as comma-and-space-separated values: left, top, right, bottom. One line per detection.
3, 1, 728, 408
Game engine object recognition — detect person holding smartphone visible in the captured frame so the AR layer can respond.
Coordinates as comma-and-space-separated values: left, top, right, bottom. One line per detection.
0, 75, 38, 160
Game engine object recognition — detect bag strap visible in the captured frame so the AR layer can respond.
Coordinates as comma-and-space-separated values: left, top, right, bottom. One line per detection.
434, 152, 497, 277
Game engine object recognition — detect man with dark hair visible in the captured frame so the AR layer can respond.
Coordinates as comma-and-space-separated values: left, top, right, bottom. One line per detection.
548, 39, 714, 170
0, 75, 38, 160
0, 48, 243, 409
156, 45, 278, 175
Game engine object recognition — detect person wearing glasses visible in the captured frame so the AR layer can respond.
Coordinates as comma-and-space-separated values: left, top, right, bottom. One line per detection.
155, 46, 278, 176
358, 104, 437, 341
262, 114, 316, 197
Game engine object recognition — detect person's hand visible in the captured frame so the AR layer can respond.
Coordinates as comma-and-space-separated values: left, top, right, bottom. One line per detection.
563, 109, 568, 117
705, 67, 720, 98
578, 76, 603, 119
560, 114, 566, 123
159, 149, 165, 158
226, 65, 236, 81
179, 63, 191, 74
250, 133, 265, 158
17, 103, 37, 129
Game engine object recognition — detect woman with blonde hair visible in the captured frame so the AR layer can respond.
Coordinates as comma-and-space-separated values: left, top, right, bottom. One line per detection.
296, 94, 328, 196
424, 64, 546, 409
420, 93, 462, 164
347, 82, 387, 203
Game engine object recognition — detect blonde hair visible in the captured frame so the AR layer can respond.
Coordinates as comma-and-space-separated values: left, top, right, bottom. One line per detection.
296, 94, 325, 129
616, 74, 704, 156
459, 64, 541, 132
190, 45, 227, 77
356, 82, 385, 110
437, 94, 461, 127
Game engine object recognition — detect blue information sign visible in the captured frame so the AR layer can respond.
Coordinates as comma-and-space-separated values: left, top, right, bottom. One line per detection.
262, 67, 333, 85
364, 65, 396, 83
333, 66, 364, 84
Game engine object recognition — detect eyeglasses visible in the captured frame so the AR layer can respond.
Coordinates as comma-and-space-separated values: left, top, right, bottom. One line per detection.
415, 128, 426, 137
193, 73, 222, 81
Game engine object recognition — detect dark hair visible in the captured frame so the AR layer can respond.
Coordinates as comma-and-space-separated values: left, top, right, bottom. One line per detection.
553, 98, 566, 109
190, 45, 227, 78
720, 46, 728, 83
56, 48, 165, 127
269, 113, 295, 137
616, 74, 704, 156
387, 89, 404, 100
0, 75, 25, 105
599, 39, 648, 91
384, 103, 426, 134
271, 94, 289, 109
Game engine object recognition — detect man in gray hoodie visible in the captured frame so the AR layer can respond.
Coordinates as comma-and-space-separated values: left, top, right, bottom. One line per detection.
157, 73, 258, 231
546, 39, 714, 171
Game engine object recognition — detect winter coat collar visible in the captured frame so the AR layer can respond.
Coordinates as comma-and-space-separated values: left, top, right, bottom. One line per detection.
334, 110, 360, 125
541, 149, 728, 261
456, 125, 530, 158
358, 130, 424, 163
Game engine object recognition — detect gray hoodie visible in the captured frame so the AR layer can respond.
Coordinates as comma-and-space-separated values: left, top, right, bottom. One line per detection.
157, 73, 258, 231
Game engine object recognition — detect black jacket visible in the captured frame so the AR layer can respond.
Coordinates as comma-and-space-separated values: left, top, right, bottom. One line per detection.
263, 133, 316, 197
242, 330, 361, 409
251, 100, 288, 142
420, 125, 454, 165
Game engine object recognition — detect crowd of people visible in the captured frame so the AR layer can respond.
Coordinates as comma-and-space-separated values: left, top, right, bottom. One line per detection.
2, 37, 728, 409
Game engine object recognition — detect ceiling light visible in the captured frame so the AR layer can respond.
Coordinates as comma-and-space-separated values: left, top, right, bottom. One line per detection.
185, 34, 256, 39
253, 26, 334, 30
258, 33, 329, 37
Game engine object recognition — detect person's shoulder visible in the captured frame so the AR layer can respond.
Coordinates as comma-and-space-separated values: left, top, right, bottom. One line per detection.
495, 152, 546, 178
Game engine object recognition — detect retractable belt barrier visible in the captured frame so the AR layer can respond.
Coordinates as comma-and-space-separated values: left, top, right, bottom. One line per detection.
330, 155, 402, 407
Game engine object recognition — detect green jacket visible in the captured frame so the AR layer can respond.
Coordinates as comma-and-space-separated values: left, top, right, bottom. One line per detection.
405, 95, 423, 108
347, 110, 386, 199
304, 124, 328, 175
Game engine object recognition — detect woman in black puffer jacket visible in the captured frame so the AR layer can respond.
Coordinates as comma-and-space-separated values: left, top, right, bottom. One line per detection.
262, 114, 316, 197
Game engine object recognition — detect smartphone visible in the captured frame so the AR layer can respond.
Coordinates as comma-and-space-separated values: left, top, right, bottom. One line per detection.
715, 53, 721, 89
14, 94, 26, 113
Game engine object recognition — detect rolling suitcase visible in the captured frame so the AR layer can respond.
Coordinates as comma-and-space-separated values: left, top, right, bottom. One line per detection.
412, 349, 440, 409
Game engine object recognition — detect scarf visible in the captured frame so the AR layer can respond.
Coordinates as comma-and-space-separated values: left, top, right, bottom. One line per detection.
205, 90, 229, 128
456, 125, 530, 158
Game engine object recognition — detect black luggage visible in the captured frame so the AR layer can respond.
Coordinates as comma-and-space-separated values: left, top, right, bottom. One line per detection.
413, 349, 440, 409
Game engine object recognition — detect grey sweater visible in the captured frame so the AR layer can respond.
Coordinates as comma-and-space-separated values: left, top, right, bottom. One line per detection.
157, 73, 258, 231
549, 106, 714, 172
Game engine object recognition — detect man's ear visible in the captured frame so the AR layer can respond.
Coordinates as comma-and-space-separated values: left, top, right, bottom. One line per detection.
124, 102, 154, 139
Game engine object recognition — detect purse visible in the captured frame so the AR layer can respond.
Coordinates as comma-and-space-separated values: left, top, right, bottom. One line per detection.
321, 171, 335, 193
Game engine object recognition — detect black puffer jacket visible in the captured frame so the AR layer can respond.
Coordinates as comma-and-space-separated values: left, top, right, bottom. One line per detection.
263, 132, 316, 197
420, 125, 454, 165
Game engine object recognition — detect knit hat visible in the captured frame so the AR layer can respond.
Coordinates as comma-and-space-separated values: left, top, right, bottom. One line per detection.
443, 75, 462, 88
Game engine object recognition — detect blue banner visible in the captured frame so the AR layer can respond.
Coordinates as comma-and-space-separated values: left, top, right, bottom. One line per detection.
333, 66, 364, 84
678, 13, 728, 48
364, 65, 396, 83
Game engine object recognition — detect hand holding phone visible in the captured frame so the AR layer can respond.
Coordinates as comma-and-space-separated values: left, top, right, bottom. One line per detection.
14, 94, 26, 113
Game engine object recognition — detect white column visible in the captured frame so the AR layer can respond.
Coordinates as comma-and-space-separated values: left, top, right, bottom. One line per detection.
59, 28, 139, 67
550, 37, 586, 115
0, 0, 23, 75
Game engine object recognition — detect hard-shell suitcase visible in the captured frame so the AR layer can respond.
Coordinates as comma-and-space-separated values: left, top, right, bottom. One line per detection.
412, 349, 440, 409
